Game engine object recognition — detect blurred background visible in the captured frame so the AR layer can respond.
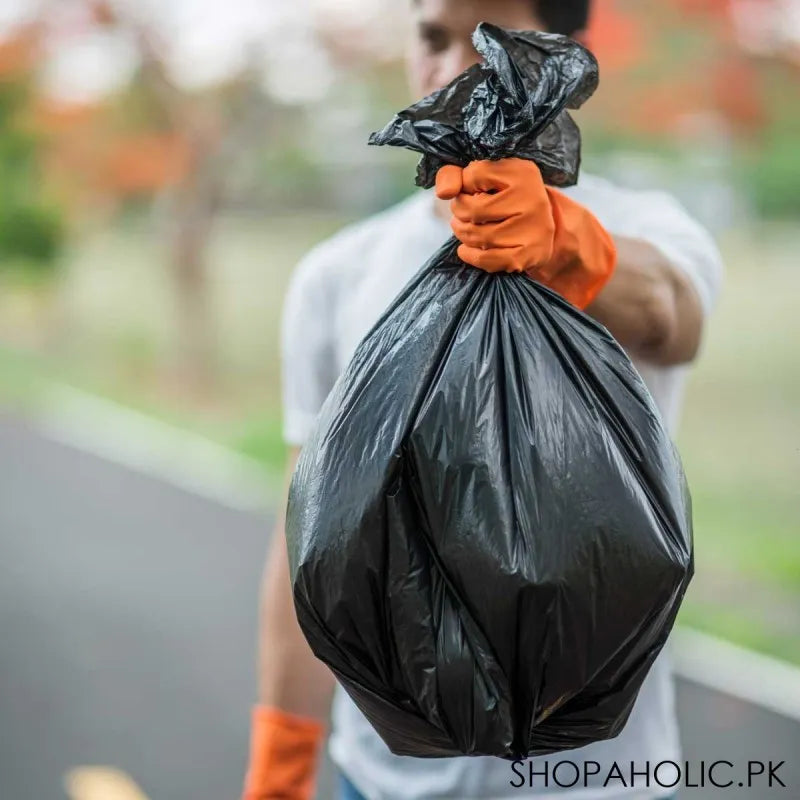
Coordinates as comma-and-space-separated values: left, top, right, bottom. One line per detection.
0, 0, 798, 798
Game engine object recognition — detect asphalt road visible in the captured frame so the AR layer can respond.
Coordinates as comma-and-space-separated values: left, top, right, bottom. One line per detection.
1, 416, 798, 800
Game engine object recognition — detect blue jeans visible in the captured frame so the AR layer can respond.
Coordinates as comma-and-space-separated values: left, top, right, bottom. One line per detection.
338, 774, 367, 800
338, 773, 677, 800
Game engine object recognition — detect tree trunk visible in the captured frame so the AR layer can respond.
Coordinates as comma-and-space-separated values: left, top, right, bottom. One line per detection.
170, 200, 216, 393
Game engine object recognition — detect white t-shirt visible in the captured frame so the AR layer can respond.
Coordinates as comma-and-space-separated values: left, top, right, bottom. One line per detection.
280, 174, 724, 800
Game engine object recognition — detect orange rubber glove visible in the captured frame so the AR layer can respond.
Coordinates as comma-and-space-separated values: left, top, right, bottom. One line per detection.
435, 158, 617, 309
241, 706, 325, 800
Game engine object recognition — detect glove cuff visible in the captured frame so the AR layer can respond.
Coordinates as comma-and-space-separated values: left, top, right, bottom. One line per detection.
242, 705, 325, 800
545, 188, 617, 309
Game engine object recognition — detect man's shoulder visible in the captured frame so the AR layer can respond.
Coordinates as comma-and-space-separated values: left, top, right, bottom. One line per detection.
565, 170, 704, 233
297, 192, 428, 279
566, 171, 692, 217
284, 191, 432, 324
564, 171, 639, 205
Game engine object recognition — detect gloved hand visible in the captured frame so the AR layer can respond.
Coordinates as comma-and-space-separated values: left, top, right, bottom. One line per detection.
435, 158, 617, 309
241, 706, 325, 800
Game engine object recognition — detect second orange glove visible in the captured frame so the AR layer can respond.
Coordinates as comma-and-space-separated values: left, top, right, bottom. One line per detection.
436, 158, 617, 310
241, 706, 325, 800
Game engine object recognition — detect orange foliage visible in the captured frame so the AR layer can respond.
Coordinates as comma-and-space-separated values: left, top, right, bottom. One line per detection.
1, 12, 191, 213
89, 0, 117, 27
33, 100, 112, 207
588, 0, 649, 74
628, 78, 709, 134
672, 0, 732, 17
0, 28, 40, 77
32, 99, 100, 134
33, 101, 191, 206
669, 0, 735, 44
712, 56, 765, 132
102, 133, 191, 194
585, 0, 772, 138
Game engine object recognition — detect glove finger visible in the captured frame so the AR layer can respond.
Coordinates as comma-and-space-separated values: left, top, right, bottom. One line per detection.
451, 191, 514, 224
450, 218, 487, 249
435, 165, 464, 200
461, 158, 543, 194
451, 216, 524, 250
457, 244, 527, 273
461, 161, 506, 194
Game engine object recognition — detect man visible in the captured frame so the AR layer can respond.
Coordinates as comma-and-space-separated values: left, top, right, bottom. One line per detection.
242, 1, 724, 799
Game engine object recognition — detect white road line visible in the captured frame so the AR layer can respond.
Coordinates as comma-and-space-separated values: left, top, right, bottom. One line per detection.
30, 383, 800, 722
672, 627, 800, 723
35, 384, 279, 514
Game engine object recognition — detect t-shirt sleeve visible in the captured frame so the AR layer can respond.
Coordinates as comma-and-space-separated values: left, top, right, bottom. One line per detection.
280, 247, 339, 447
584, 182, 724, 317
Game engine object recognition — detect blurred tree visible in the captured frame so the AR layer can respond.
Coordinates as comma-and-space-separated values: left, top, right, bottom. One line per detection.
58, 0, 270, 390
0, 28, 65, 277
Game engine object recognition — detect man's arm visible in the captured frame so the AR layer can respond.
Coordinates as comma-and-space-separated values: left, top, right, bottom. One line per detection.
586, 236, 705, 367
258, 447, 336, 715
242, 448, 335, 800
435, 162, 722, 365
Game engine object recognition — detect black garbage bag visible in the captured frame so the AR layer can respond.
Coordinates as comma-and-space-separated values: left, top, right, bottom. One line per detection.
286, 23, 693, 760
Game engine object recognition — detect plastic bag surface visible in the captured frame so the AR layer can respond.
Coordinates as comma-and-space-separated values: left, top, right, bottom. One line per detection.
369, 24, 598, 188
286, 24, 693, 760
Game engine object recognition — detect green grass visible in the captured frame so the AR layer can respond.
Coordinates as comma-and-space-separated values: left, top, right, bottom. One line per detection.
0, 339, 289, 479
1, 214, 798, 664
678, 603, 800, 666
674, 223, 800, 662
232, 413, 287, 471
